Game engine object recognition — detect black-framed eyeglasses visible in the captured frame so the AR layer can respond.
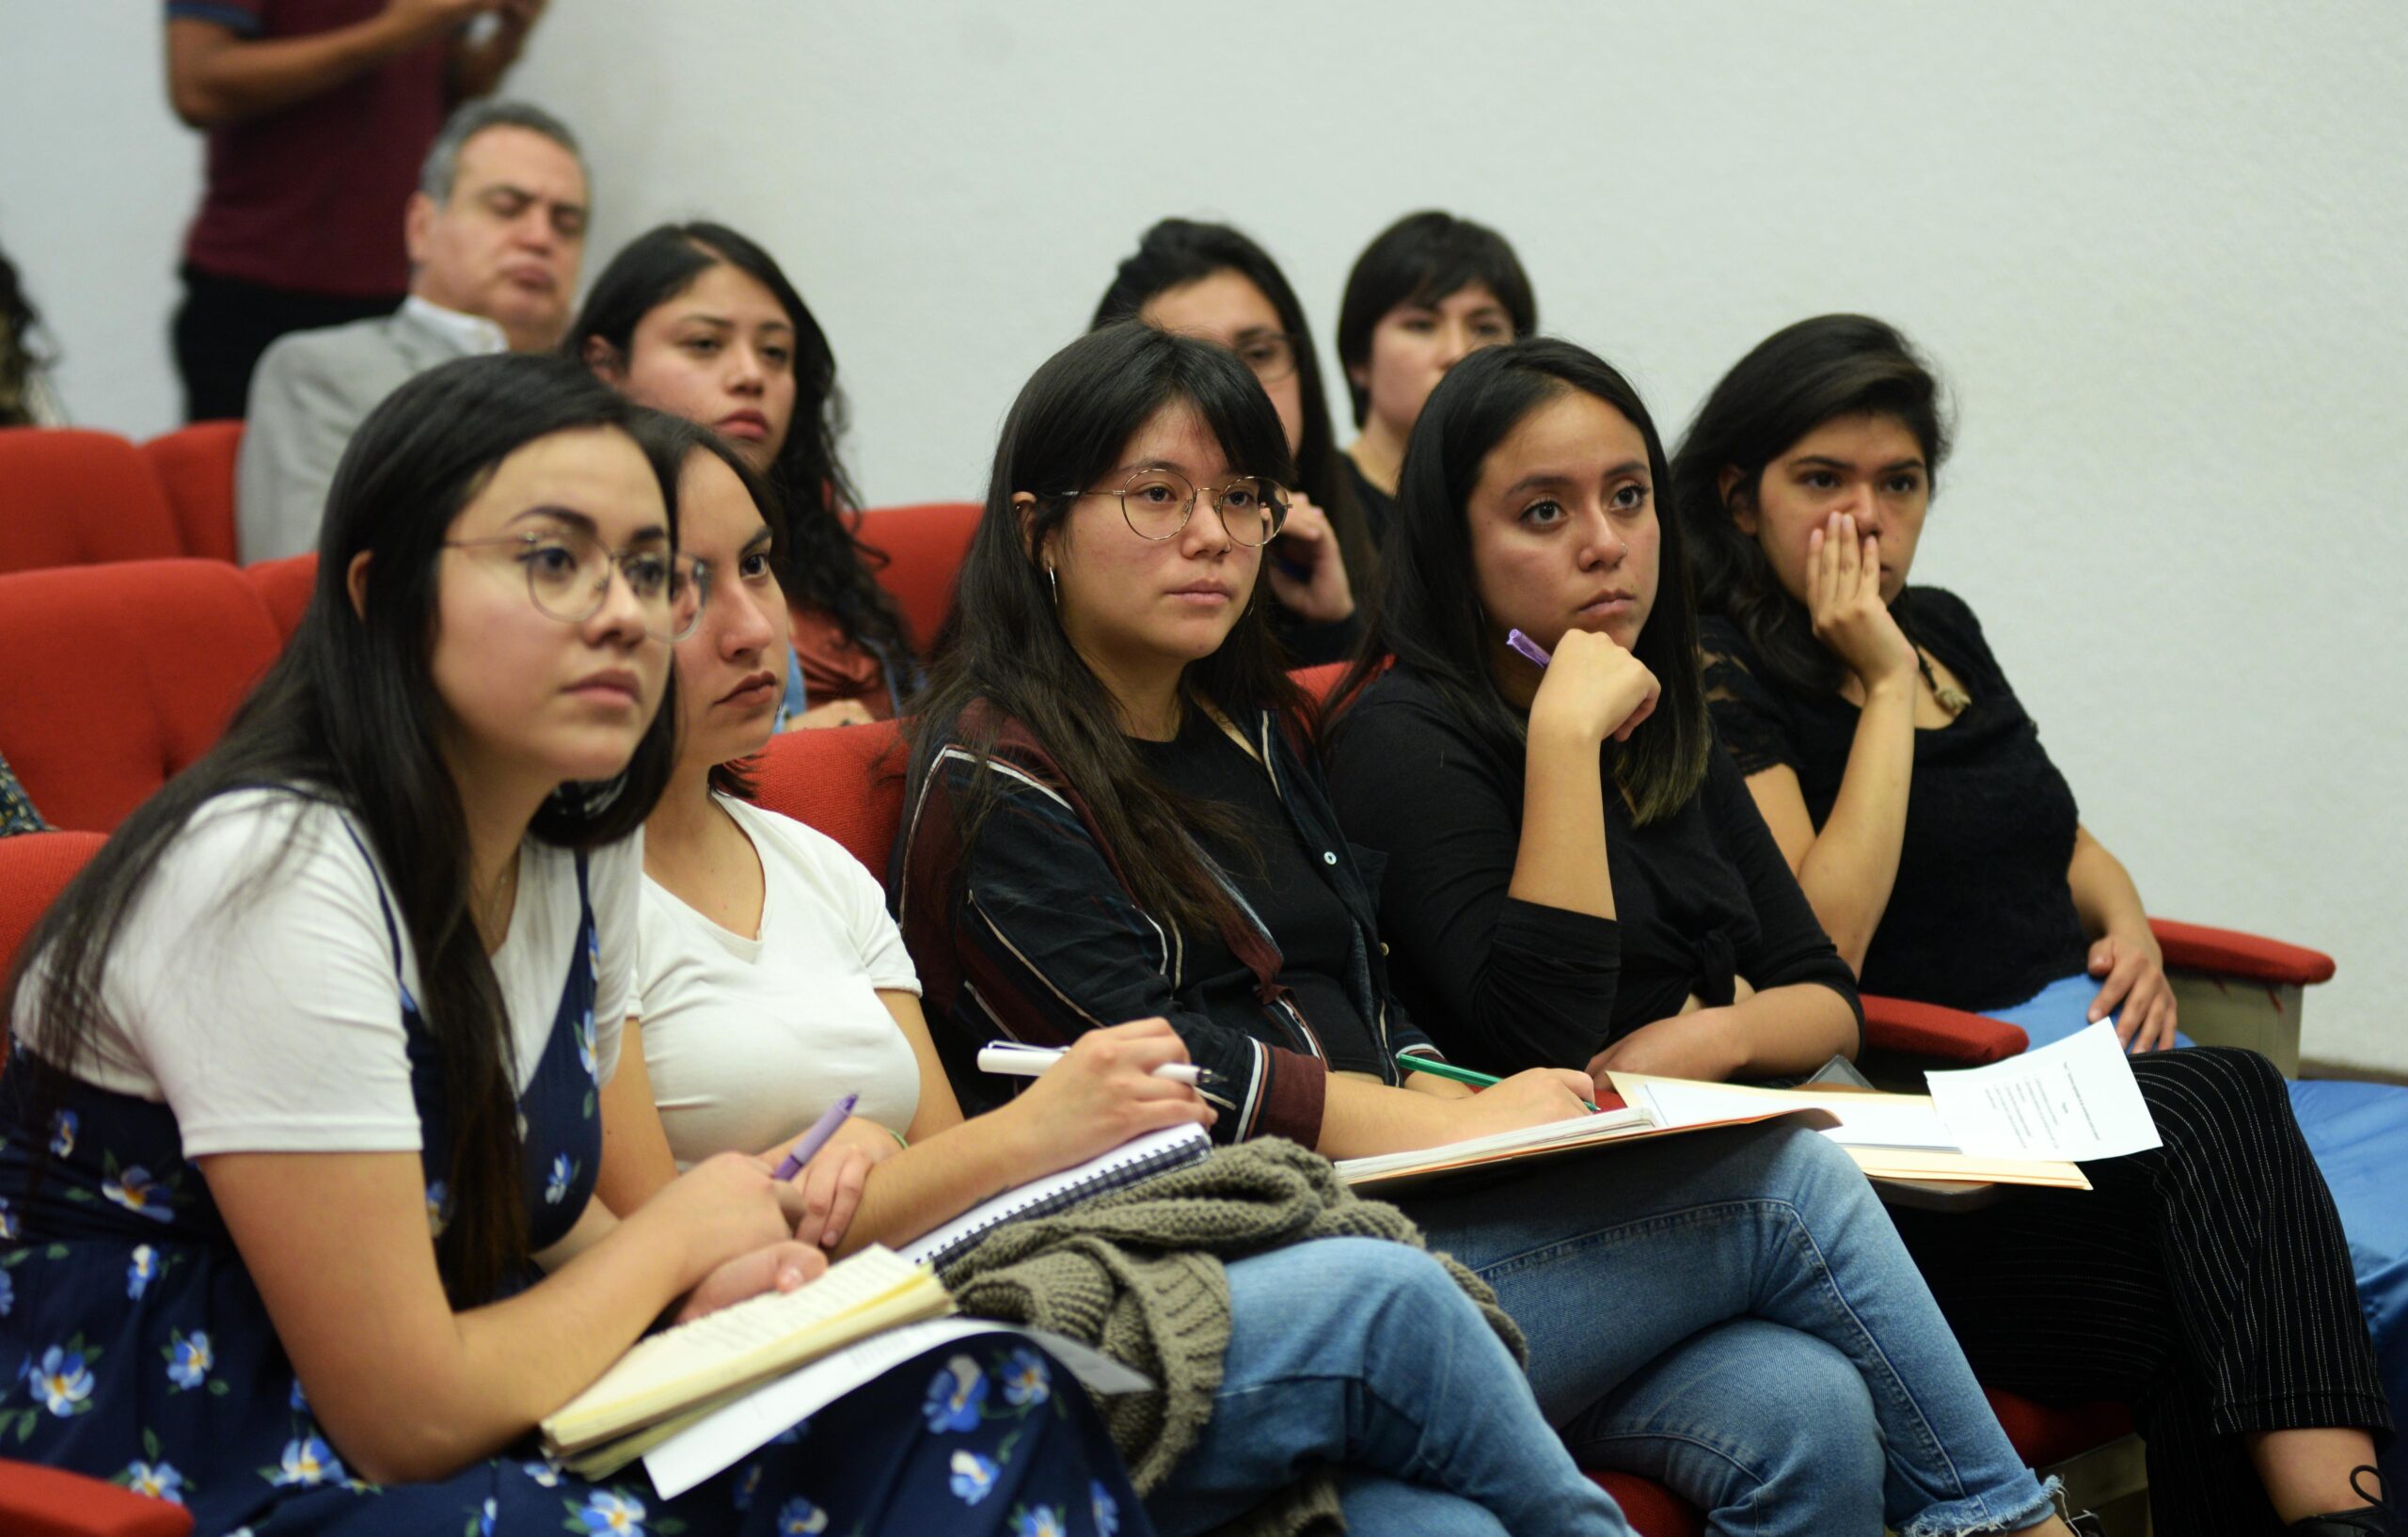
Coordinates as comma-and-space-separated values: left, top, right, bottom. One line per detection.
1056, 468, 1290, 548
1228, 332, 1303, 386
444, 529, 705, 642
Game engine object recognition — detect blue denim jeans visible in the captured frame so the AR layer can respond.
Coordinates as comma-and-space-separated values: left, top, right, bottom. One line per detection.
1147, 1237, 1637, 1537
1399, 1120, 2058, 1537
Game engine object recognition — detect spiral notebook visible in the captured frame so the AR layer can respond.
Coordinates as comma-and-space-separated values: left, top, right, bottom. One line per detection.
903, 1123, 1214, 1269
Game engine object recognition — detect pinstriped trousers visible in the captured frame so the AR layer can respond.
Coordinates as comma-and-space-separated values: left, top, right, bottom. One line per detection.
1888, 1047, 2393, 1534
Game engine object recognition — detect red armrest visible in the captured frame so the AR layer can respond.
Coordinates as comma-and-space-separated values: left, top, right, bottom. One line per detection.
0, 1461, 193, 1537
2149, 918, 2335, 988
1860, 993, 2028, 1065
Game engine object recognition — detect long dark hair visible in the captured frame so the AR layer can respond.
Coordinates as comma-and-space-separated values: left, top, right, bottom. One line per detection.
1092, 217, 1375, 588
0, 245, 54, 427
1330, 338, 1711, 825
905, 322, 1304, 938
568, 222, 915, 662
1671, 313, 1953, 696
6, 354, 691, 1307
673, 433, 787, 803
1335, 211, 1537, 427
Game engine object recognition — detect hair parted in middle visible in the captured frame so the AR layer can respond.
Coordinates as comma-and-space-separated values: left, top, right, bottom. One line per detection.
904, 320, 1306, 941
1327, 336, 1711, 826
567, 220, 915, 667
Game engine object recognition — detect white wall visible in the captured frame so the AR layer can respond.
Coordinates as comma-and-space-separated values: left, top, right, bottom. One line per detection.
8, 1, 2406, 1070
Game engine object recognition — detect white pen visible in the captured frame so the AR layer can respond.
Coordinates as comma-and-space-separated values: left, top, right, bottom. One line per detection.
977, 1041, 1212, 1088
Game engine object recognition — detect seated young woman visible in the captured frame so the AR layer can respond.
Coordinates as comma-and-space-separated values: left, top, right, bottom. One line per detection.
588, 435, 1638, 1537
0, 354, 1143, 1536
572, 220, 918, 727
891, 318, 2093, 1537
1334, 210, 1534, 543
1321, 334, 2397, 1536
1093, 217, 1370, 666
1670, 312, 2403, 1523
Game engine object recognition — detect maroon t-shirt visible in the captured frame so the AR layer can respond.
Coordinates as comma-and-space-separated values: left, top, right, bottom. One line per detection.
172, 0, 451, 296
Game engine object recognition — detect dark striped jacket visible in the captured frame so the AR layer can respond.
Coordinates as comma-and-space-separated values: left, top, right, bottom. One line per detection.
891, 701, 1442, 1147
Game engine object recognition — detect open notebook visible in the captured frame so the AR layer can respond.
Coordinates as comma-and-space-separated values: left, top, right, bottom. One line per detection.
1334, 1097, 1837, 1196
540, 1244, 952, 1475
903, 1122, 1214, 1270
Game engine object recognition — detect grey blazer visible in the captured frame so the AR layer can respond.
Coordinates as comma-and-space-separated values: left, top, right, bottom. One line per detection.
235, 306, 483, 563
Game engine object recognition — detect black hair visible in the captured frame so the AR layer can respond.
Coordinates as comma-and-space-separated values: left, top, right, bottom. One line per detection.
668, 432, 788, 803
1330, 337, 1711, 825
1335, 211, 1537, 428
568, 222, 915, 666
905, 321, 1305, 939
1671, 313, 1953, 696
6, 354, 693, 1307
0, 244, 55, 427
1092, 217, 1374, 588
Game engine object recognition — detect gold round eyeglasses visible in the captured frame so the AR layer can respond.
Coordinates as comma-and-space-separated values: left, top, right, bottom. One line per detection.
1059, 467, 1290, 547
444, 529, 706, 642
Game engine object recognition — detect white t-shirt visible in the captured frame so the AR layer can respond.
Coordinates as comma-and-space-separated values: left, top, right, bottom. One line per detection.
637, 796, 922, 1167
11, 789, 637, 1157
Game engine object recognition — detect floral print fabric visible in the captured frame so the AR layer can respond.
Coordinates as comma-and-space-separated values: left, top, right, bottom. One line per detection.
0, 832, 1141, 1535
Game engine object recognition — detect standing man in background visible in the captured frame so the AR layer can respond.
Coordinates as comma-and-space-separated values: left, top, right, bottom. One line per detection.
235, 99, 587, 562
164, 0, 547, 421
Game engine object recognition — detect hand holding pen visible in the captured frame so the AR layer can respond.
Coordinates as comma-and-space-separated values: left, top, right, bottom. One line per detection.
978, 1021, 1217, 1172
1511, 626, 1659, 745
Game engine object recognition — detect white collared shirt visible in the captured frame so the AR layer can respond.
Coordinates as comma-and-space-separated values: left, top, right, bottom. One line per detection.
401, 293, 510, 357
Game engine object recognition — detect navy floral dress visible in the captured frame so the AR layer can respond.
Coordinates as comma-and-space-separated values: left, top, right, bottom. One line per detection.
0, 825, 1144, 1537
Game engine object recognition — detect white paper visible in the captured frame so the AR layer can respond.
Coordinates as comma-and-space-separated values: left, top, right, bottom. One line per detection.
1924, 1022, 2162, 1162
1622, 1078, 1956, 1149
642, 1320, 1152, 1499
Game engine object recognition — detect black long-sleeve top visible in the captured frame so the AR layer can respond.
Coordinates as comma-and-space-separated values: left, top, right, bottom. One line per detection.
1323, 665, 1862, 1075
1697, 587, 2090, 1012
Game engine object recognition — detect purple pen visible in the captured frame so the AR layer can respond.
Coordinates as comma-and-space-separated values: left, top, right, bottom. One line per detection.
771, 1092, 859, 1180
1506, 628, 1553, 668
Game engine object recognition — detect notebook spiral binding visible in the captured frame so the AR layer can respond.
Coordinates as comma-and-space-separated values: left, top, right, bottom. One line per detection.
911, 1127, 1212, 1271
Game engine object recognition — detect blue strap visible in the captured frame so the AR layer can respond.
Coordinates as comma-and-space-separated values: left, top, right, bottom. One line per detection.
775, 646, 809, 731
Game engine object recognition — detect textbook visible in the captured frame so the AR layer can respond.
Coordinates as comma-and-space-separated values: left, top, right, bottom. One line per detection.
1334, 1098, 1835, 1196
902, 1122, 1215, 1270
540, 1244, 953, 1473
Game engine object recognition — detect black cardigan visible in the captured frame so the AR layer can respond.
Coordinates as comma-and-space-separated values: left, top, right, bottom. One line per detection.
1323, 665, 1863, 1075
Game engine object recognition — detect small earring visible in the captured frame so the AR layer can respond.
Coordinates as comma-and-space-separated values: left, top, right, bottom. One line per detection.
1045, 565, 1059, 608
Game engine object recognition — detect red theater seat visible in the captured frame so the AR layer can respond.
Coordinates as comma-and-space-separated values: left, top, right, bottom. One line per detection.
244, 552, 318, 640
856, 501, 981, 646
0, 428, 185, 576
0, 561, 283, 832
141, 421, 245, 563
749, 719, 911, 879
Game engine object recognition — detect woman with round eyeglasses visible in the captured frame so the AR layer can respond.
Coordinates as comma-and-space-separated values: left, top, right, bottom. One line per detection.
1095, 218, 1372, 664
895, 321, 2092, 1537
0, 353, 1151, 1537
1335, 211, 1536, 545
596, 433, 1647, 1537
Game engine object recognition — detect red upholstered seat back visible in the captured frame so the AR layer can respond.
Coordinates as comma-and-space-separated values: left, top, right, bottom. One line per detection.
0, 832, 103, 986
141, 421, 245, 563
748, 720, 911, 882
244, 552, 319, 641
855, 501, 981, 647
0, 428, 185, 577
0, 561, 284, 832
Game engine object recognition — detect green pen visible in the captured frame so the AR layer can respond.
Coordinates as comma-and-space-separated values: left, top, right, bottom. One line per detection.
1398, 1053, 1600, 1112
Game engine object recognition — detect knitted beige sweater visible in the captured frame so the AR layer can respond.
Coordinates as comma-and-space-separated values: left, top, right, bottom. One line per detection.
939, 1136, 1524, 1537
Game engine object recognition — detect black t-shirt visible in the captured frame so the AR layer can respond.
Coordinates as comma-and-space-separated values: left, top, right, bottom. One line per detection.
1133, 709, 1386, 1073
1323, 667, 1862, 1075
1341, 453, 1398, 550
1698, 587, 2090, 1013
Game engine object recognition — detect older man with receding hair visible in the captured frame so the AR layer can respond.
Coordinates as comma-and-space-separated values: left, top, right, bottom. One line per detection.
236, 98, 588, 563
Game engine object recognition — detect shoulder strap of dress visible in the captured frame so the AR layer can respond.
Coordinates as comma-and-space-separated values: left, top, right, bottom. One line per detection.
245, 785, 407, 974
